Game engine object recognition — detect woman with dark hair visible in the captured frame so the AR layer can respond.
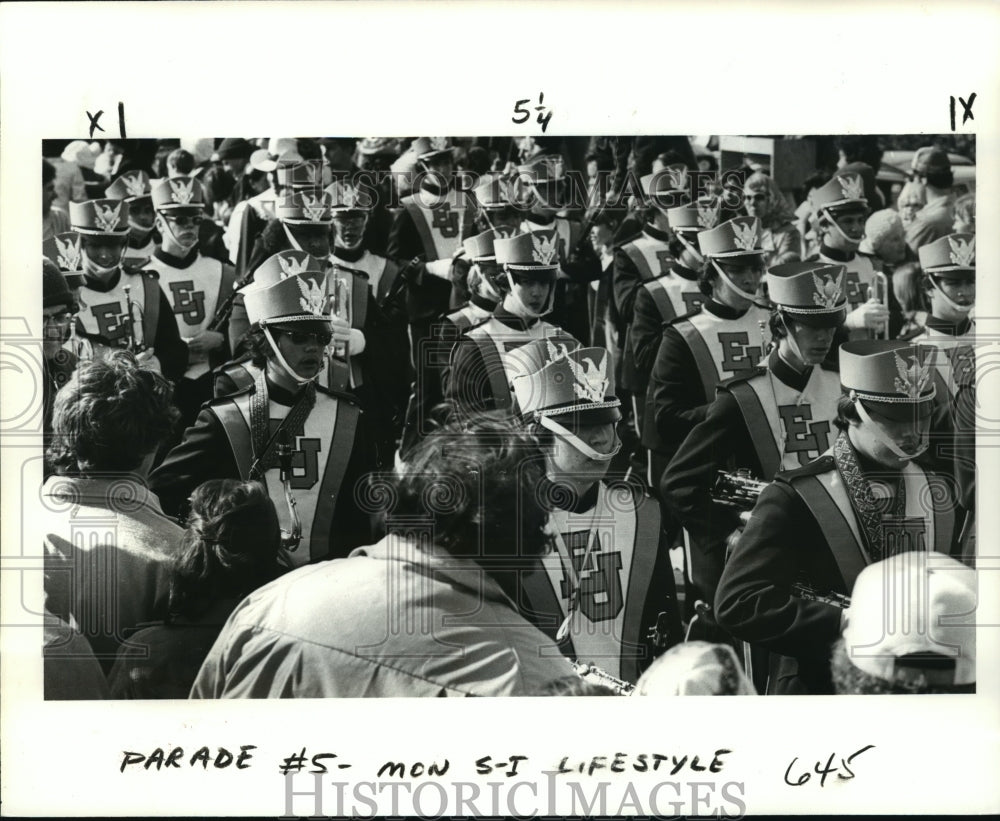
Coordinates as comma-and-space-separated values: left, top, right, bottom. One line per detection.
108, 479, 283, 699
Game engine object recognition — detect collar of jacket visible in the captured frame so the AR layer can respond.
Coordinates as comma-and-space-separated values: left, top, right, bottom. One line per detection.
82, 267, 123, 293
642, 224, 672, 243
703, 298, 749, 321
671, 261, 698, 281
769, 347, 813, 392
925, 314, 972, 336
819, 243, 856, 263
154, 245, 200, 270
332, 245, 365, 264
42, 474, 170, 518
493, 304, 539, 330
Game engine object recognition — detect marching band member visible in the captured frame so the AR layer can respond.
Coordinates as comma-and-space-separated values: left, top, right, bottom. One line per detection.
443, 230, 578, 419
67, 198, 188, 380
151, 274, 379, 569
716, 339, 961, 694
104, 170, 158, 266
662, 260, 847, 614
145, 176, 235, 424
509, 339, 681, 684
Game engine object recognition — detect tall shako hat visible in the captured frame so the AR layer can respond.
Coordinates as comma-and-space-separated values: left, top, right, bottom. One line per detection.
840, 339, 937, 422
276, 190, 334, 225
517, 154, 565, 183
843, 551, 976, 688
812, 172, 868, 213
44, 231, 84, 273
494, 230, 560, 273
511, 340, 621, 426
699, 215, 765, 258
410, 137, 452, 162
668, 197, 721, 234
249, 138, 302, 173
105, 171, 152, 204
69, 199, 130, 236
642, 164, 691, 209
251, 250, 327, 291
150, 177, 206, 212
463, 230, 497, 262
325, 180, 371, 212
766, 260, 848, 328
472, 175, 513, 210
918, 232, 975, 275
244, 274, 332, 329
276, 160, 324, 191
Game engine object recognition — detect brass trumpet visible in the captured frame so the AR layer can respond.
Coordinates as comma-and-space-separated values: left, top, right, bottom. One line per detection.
869, 270, 890, 340
568, 659, 634, 696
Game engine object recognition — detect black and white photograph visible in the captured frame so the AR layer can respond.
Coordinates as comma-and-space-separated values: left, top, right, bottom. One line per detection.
2, 2, 998, 817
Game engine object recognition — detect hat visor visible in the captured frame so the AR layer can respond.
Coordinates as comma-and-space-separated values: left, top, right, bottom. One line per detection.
156, 204, 202, 214
506, 265, 558, 280
706, 249, 768, 258
859, 396, 935, 422
264, 317, 333, 332
779, 307, 846, 328
928, 266, 975, 277
546, 405, 623, 426
72, 227, 130, 236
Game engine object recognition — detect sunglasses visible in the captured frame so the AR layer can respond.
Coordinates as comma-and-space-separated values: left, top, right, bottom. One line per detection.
282, 329, 333, 346
44, 311, 73, 324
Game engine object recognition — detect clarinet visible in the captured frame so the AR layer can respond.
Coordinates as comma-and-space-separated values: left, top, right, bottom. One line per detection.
277, 432, 302, 552
568, 659, 634, 696
122, 284, 146, 353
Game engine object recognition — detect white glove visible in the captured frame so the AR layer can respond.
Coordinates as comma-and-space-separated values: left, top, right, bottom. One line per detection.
425, 258, 452, 279
348, 328, 366, 355
844, 298, 889, 332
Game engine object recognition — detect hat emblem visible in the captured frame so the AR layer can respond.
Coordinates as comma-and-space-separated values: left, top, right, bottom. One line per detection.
531, 232, 558, 265
277, 255, 309, 278
94, 202, 122, 232
812, 270, 845, 308
838, 174, 864, 201
894, 351, 931, 399
546, 339, 572, 363
338, 183, 358, 208
566, 353, 609, 403
122, 175, 147, 198
169, 178, 195, 205
697, 200, 720, 229
300, 192, 328, 221
297, 275, 326, 315
666, 166, 688, 191
55, 235, 81, 271
948, 236, 975, 267
731, 219, 759, 251
300, 163, 318, 184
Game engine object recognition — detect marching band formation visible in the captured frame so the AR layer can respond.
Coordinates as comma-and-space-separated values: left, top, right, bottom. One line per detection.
40, 135, 977, 698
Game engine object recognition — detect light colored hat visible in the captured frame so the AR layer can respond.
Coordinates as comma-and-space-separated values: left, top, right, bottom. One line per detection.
325, 180, 370, 212
105, 171, 152, 203
69, 199, 129, 236
473, 175, 513, 210
275, 190, 334, 224
462, 230, 497, 262
494, 230, 561, 272
249, 138, 303, 173
244, 274, 332, 327
641, 169, 690, 209
840, 339, 937, 421
43, 231, 84, 272
634, 641, 757, 696
668, 198, 720, 232
410, 137, 452, 162
812, 172, 868, 213
510, 342, 620, 425
699, 216, 765, 258
842, 551, 976, 687
61, 140, 99, 169
766, 260, 848, 327
918, 232, 975, 275
150, 176, 206, 212
274, 160, 323, 190
251, 250, 327, 290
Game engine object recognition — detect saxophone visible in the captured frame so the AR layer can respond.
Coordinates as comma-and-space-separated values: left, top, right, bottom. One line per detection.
568, 659, 634, 696
276, 431, 302, 552
122, 284, 146, 354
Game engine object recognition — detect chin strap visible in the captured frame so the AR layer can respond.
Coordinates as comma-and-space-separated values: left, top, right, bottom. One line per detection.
929, 277, 974, 315
128, 219, 154, 237
821, 209, 862, 248
160, 218, 199, 251
82, 248, 123, 277
538, 415, 622, 462
282, 223, 304, 252
504, 268, 555, 319
675, 232, 704, 268
710, 259, 766, 306
263, 325, 322, 386
850, 391, 928, 460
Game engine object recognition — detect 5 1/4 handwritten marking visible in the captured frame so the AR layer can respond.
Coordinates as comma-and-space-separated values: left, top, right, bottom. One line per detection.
512, 93, 553, 133
784, 745, 875, 787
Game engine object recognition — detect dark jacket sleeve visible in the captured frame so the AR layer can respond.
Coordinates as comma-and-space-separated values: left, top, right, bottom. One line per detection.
644, 325, 710, 456
715, 480, 843, 657
152, 288, 189, 383
387, 206, 426, 261
661, 390, 758, 542
149, 407, 239, 520
442, 337, 495, 418
628, 285, 666, 392
612, 247, 644, 328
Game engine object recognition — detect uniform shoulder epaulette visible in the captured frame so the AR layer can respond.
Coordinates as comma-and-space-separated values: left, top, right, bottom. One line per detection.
123, 258, 153, 275
718, 366, 768, 389
777, 454, 836, 482
461, 316, 493, 336
662, 307, 702, 330
209, 380, 254, 402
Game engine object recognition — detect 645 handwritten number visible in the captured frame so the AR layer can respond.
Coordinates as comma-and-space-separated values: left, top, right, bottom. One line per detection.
784, 745, 875, 787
